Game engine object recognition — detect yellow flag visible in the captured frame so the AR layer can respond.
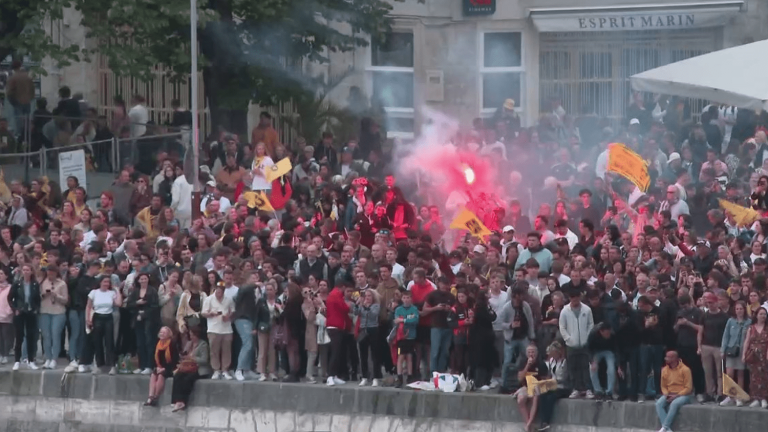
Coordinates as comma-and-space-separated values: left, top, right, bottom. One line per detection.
266, 158, 292, 183
607, 143, 650, 192
450, 208, 492, 239
242, 191, 275, 211
0, 169, 10, 204
719, 199, 760, 227
525, 375, 558, 397
723, 373, 749, 401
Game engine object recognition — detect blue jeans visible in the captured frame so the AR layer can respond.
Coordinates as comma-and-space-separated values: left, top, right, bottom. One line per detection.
68, 310, 85, 362
656, 394, 691, 429
430, 328, 453, 373
640, 344, 665, 397
501, 337, 528, 385
235, 319, 255, 371
39, 313, 67, 361
589, 350, 616, 395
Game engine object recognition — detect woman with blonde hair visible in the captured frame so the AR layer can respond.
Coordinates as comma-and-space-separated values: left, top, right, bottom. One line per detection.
58, 201, 79, 230
354, 289, 384, 386
176, 273, 207, 344
144, 326, 178, 407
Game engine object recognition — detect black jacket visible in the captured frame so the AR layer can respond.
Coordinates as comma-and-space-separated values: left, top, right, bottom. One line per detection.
232, 285, 259, 323
254, 297, 282, 332
8, 279, 41, 313
71, 274, 97, 311
271, 246, 298, 273
127, 286, 160, 327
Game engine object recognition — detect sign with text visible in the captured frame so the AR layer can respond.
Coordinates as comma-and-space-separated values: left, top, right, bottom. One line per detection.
464, 0, 495, 16
531, 5, 742, 32
58, 149, 87, 191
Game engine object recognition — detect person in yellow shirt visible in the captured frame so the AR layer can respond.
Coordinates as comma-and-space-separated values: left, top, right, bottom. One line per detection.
250, 111, 279, 158
655, 351, 693, 432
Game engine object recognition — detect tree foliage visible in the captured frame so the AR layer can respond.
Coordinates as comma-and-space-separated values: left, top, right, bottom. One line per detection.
1, 0, 399, 132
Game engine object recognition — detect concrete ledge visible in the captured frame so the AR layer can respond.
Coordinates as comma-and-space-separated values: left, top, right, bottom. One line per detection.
0, 370, 765, 432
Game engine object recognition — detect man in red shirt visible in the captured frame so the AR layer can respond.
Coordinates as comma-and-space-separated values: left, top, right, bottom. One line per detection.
409, 268, 435, 380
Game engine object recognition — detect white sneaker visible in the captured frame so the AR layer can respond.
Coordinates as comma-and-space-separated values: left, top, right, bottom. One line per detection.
211, 371, 221, 380
132, 368, 142, 374
306, 376, 317, 384
64, 364, 77, 373
359, 378, 369, 386
749, 400, 761, 408
372, 379, 381, 387
585, 390, 595, 399
28, 361, 38, 370
761, 400, 768, 409
720, 397, 733, 406
479, 385, 491, 391
0, 356, 7, 364
326, 376, 336, 386
222, 371, 233, 380
41, 360, 50, 369
68, 360, 78, 368
141, 368, 152, 375
91, 366, 101, 375
333, 377, 346, 385
657, 428, 666, 432
569, 390, 580, 399
109, 367, 117, 375
258, 374, 267, 382
77, 365, 88, 373
12, 362, 20, 371
48, 360, 57, 370
235, 370, 245, 381
696, 394, 705, 403
736, 399, 744, 407
247, 370, 260, 380
270, 373, 278, 381
489, 380, 499, 389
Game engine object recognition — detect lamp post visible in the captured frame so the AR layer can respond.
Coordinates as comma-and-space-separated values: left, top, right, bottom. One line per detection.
190, 0, 201, 218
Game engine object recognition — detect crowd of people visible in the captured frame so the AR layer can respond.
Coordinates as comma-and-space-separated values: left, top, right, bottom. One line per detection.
2, 81, 768, 430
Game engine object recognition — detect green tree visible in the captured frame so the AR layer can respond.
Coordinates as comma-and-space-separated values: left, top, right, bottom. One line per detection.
0, 0, 398, 135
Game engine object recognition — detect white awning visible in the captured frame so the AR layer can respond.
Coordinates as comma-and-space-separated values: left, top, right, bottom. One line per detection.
530, 1, 744, 32
631, 39, 768, 111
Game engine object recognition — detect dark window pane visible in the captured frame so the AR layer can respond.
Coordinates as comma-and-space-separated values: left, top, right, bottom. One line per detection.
484, 33, 522, 68
372, 71, 414, 108
371, 33, 414, 68
482, 72, 521, 109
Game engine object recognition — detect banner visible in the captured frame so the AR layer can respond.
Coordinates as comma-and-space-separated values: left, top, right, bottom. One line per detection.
607, 143, 650, 192
450, 207, 491, 239
266, 158, 292, 183
59, 150, 87, 192
723, 373, 749, 401
526, 375, 558, 397
719, 199, 760, 227
242, 191, 275, 211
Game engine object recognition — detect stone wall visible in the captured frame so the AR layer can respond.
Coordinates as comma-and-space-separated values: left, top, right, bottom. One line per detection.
0, 371, 764, 432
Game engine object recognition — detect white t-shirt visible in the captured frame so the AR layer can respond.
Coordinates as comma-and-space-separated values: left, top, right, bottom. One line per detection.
89, 289, 117, 315
391, 263, 405, 285
251, 156, 275, 191
224, 285, 239, 301
128, 104, 148, 138
203, 294, 234, 334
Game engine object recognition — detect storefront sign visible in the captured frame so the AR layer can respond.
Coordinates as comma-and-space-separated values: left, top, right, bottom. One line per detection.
531, 3, 743, 32
464, 0, 495, 16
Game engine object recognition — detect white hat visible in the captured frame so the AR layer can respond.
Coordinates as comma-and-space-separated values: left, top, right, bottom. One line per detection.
629, 118, 640, 125
206, 180, 216, 187
502, 225, 515, 233
668, 152, 681, 164
472, 245, 486, 254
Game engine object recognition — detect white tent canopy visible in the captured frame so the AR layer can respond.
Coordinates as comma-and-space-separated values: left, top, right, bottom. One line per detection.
630, 39, 768, 111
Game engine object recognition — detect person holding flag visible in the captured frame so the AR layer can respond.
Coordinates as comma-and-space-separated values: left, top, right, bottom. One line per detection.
250, 142, 275, 193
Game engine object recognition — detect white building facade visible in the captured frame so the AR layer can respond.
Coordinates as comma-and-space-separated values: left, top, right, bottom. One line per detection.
41, 0, 768, 140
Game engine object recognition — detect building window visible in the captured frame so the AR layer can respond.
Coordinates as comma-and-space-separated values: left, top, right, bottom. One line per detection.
481, 32, 523, 113
369, 32, 414, 137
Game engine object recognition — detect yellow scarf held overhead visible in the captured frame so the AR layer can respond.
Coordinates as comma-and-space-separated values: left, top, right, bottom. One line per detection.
155, 339, 173, 366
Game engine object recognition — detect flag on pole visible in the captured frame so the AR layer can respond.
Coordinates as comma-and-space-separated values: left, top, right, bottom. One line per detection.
607, 143, 650, 192
266, 158, 292, 183
450, 207, 491, 240
242, 191, 275, 211
723, 372, 749, 401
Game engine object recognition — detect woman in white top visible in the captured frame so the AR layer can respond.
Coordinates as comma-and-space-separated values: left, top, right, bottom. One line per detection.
201, 282, 235, 380
85, 275, 123, 375
250, 142, 275, 192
